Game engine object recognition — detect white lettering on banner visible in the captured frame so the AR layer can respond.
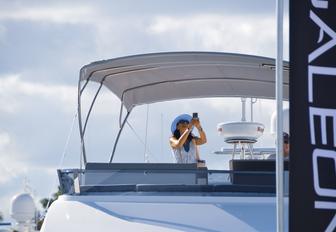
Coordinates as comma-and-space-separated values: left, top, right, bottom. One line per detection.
315, 201, 336, 232
312, 148, 336, 232
309, 107, 336, 146
324, 215, 336, 232
312, 149, 336, 197
308, 4, 336, 231
308, 66, 336, 103
309, 11, 336, 63
312, 0, 329, 9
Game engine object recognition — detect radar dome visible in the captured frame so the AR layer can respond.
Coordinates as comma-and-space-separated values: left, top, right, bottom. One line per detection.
217, 121, 265, 143
10, 193, 36, 223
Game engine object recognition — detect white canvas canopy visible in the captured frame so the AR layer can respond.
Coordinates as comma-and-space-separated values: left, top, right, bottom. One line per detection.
79, 52, 289, 112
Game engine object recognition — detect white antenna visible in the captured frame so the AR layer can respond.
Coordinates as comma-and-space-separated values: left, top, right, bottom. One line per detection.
250, 98, 257, 122
126, 121, 155, 162
161, 113, 164, 156
144, 104, 150, 163
23, 177, 31, 193
45, 112, 78, 212
241, 98, 246, 122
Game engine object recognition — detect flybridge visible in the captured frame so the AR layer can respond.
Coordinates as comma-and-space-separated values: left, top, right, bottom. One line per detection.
78, 52, 289, 164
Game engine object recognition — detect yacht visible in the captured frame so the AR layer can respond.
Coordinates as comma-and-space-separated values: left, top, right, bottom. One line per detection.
41, 52, 289, 232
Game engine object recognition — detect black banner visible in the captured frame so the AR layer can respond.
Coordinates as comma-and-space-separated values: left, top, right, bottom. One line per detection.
289, 1, 336, 231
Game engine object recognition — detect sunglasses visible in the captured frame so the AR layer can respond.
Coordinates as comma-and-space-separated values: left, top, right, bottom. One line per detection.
177, 120, 189, 125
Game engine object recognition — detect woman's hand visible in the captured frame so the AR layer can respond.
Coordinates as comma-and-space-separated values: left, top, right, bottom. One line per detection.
191, 118, 201, 129
187, 122, 193, 130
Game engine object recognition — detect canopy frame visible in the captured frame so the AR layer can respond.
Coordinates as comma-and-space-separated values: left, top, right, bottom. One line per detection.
77, 52, 289, 166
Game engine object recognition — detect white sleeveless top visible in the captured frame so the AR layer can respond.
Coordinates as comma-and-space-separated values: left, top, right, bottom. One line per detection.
172, 140, 197, 163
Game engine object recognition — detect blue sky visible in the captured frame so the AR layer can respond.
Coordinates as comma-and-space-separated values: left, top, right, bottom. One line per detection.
0, 0, 289, 220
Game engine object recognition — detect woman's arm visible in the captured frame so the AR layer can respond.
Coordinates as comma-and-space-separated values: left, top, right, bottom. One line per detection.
169, 124, 192, 149
192, 119, 207, 145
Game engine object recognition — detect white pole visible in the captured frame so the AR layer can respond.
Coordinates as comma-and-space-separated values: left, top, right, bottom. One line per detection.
144, 104, 150, 162
241, 98, 246, 121
276, 0, 284, 231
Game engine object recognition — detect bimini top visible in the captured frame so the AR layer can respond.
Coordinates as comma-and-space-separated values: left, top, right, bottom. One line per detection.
80, 52, 289, 111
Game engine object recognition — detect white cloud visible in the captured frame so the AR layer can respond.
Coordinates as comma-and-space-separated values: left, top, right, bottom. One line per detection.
0, 74, 76, 113
0, 131, 28, 184
0, 129, 69, 220
0, 6, 97, 24
0, 6, 289, 60
147, 14, 289, 59
0, 74, 119, 115
0, 130, 62, 186
0, 24, 6, 43
0, 132, 10, 148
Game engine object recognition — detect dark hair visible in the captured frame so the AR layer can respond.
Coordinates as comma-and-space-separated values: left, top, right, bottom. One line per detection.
283, 132, 290, 144
173, 129, 194, 152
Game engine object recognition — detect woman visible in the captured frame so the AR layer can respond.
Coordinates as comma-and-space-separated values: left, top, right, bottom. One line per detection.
169, 114, 207, 165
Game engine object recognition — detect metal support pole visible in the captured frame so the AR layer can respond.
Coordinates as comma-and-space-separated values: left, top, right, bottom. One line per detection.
248, 143, 254, 158
78, 77, 105, 166
83, 81, 104, 134
78, 79, 87, 165
109, 111, 131, 163
276, 0, 284, 231
232, 143, 237, 160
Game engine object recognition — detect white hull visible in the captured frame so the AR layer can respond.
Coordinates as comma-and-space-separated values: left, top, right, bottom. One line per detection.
41, 195, 288, 232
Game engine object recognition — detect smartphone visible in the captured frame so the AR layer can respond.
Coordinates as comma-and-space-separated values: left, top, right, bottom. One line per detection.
192, 112, 198, 118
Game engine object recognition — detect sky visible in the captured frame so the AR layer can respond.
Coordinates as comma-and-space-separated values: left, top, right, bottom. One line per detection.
0, 0, 289, 221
